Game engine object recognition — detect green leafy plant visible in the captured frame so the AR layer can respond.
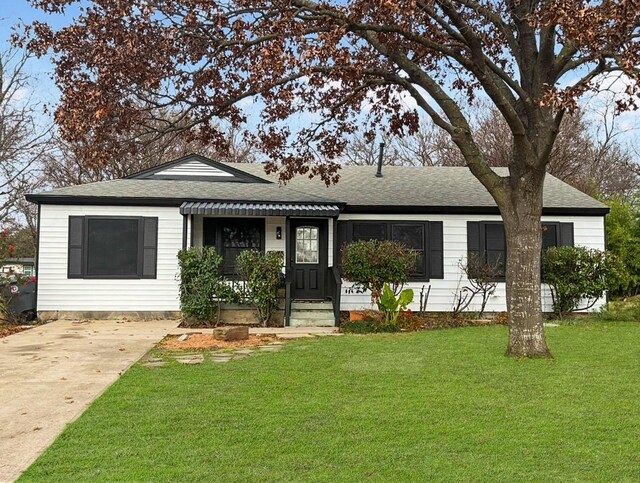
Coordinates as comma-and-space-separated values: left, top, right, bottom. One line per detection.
236, 250, 284, 326
378, 283, 414, 325
604, 196, 640, 297
340, 304, 422, 334
177, 247, 231, 326
341, 240, 417, 304
543, 246, 628, 318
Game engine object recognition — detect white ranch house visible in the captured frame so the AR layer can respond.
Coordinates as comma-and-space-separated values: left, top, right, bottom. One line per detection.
27, 154, 608, 325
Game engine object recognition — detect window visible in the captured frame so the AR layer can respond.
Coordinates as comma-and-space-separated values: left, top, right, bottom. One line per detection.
352, 223, 386, 241
335, 220, 444, 280
295, 226, 319, 264
392, 224, 426, 278
203, 218, 264, 276
67, 216, 158, 279
484, 223, 506, 277
87, 218, 140, 276
542, 223, 558, 250
467, 221, 574, 280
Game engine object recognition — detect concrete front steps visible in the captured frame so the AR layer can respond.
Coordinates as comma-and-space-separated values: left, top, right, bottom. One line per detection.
289, 301, 336, 327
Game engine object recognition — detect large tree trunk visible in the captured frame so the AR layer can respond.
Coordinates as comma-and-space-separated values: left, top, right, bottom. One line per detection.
501, 169, 552, 358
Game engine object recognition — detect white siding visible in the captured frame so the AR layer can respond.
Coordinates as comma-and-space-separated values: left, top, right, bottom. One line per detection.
265, 217, 286, 254
37, 205, 184, 311
153, 160, 234, 178
337, 213, 606, 313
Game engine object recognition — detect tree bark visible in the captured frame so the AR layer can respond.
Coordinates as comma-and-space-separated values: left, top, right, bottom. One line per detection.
501, 169, 552, 358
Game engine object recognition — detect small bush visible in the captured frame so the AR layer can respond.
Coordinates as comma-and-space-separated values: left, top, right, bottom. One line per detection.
543, 246, 628, 318
236, 250, 284, 326
594, 299, 640, 322
341, 240, 417, 303
340, 308, 421, 334
340, 320, 382, 334
177, 247, 231, 326
395, 310, 423, 331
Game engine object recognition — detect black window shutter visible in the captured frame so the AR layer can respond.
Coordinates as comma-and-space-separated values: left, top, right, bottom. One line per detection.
142, 217, 158, 279
467, 221, 481, 258
335, 221, 348, 267
428, 221, 444, 279
68, 216, 85, 278
559, 223, 574, 247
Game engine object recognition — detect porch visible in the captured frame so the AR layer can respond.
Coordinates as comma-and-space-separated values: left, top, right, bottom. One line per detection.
179, 201, 343, 326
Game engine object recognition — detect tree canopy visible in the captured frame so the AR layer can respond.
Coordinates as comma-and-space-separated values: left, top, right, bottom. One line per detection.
23, 0, 640, 357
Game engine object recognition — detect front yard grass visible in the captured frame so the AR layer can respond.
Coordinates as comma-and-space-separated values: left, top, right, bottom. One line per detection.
21, 322, 640, 482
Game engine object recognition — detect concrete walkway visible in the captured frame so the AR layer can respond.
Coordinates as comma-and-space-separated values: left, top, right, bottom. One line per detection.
0, 319, 179, 482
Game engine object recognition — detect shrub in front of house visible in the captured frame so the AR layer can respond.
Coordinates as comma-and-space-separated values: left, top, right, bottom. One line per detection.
340, 309, 403, 334
340, 300, 423, 334
340, 240, 417, 304
543, 246, 627, 318
177, 247, 230, 326
236, 250, 284, 326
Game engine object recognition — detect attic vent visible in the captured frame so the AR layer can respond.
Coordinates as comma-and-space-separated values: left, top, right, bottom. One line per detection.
152, 160, 234, 178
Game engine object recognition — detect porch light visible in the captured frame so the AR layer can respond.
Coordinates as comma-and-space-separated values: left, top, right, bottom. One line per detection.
276, 226, 282, 239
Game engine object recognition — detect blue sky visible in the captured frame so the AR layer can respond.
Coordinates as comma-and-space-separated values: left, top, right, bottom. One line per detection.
0, 1, 81, 108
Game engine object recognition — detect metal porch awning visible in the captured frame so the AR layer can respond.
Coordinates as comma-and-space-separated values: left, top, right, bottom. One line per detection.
180, 201, 340, 217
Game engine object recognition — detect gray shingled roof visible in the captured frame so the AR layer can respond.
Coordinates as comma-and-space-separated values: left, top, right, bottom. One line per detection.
233, 164, 607, 210
27, 163, 607, 211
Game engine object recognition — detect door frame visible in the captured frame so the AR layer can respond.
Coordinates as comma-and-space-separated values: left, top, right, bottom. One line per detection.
288, 218, 329, 301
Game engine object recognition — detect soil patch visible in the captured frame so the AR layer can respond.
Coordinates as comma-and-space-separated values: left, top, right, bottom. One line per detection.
159, 334, 277, 351
0, 323, 31, 339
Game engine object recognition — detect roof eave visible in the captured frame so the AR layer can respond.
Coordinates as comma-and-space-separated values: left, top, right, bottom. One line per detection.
25, 194, 348, 209
342, 205, 610, 216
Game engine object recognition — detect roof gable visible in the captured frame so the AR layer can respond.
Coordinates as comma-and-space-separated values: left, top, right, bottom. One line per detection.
126, 154, 270, 183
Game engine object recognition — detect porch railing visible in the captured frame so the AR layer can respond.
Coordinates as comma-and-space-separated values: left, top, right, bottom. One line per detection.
327, 266, 342, 327
284, 272, 292, 327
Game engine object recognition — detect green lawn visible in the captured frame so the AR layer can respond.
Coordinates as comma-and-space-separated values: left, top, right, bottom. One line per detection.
21, 322, 640, 482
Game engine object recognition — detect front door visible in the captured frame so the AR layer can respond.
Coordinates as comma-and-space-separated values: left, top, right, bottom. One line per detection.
290, 220, 327, 300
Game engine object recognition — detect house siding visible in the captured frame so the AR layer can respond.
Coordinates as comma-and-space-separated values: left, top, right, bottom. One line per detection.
37, 204, 184, 312
37, 207, 605, 315
336, 213, 606, 313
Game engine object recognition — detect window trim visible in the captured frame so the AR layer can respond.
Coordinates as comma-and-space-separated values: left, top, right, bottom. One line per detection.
340, 220, 431, 282
202, 217, 266, 279
82, 216, 145, 280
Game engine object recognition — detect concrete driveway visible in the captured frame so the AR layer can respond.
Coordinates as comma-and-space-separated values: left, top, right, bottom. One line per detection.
0, 319, 179, 482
